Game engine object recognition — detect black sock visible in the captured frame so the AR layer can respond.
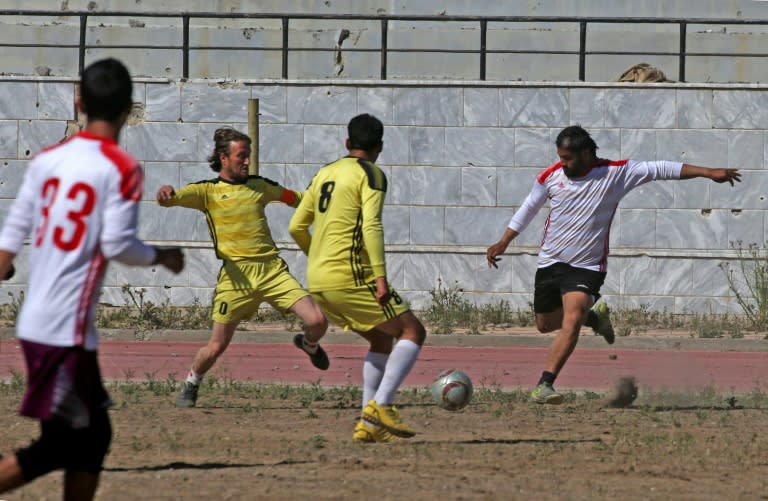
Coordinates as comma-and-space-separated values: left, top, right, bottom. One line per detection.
538, 371, 556, 386
584, 310, 598, 330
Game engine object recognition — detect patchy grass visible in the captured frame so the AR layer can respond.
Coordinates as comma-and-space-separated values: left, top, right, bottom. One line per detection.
1, 382, 767, 500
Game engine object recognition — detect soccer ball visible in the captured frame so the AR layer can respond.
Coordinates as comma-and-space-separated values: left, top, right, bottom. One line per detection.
430, 369, 473, 411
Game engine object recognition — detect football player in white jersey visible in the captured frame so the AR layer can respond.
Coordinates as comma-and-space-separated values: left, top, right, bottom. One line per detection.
0, 58, 184, 500
486, 125, 740, 405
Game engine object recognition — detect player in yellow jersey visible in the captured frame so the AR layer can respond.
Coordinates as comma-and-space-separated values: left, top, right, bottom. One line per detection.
289, 114, 427, 443
157, 127, 329, 408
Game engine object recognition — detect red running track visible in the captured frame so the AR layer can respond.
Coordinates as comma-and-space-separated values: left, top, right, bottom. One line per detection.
0, 340, 766, 392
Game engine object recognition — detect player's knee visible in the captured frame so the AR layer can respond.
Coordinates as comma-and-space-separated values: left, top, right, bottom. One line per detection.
207, 340, 228, 358
403, 317, 427, 346
562, 311, 585, 333
305, 309, 328, 333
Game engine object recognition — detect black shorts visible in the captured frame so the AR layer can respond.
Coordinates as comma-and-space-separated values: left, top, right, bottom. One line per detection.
533, 262, 606, 314
16, 408, 112, 479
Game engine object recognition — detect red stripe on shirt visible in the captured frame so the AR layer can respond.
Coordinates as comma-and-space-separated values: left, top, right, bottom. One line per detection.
74, 249, 106, 346
536, 162, 562, 184
598, 206, 619, 272
600, 158, 629, 167
541, 212, 552, 246
100, 142, 143, 202
577, 158, 631, 178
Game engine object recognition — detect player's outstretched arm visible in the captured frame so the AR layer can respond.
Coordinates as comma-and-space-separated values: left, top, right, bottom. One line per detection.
486, 228, 519, 269
680, 164, 741, 186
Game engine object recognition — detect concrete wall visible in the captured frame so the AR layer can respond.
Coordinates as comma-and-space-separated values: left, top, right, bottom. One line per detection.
1, 77, 766, 313
7, 0, 768, 18
1, 1, 767, 82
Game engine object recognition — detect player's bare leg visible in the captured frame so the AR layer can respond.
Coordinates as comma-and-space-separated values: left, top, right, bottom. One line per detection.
289, 296, 330, 370
192, 320, 240, 376
0, 454, 26, 493
532, 292, 593, 404
543, 291, 592, 376
288, 296, 328, 344
177, 320, 239, 407
63, 471, 100, 501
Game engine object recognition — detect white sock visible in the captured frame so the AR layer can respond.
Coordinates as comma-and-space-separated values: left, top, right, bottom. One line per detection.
302, 336, 318, 354
186, 370, 202, 386
373, 339, 421, 406
362, 351, 389, 409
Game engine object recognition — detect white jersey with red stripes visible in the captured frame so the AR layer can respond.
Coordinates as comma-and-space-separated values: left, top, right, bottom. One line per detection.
508, 158, 683, 272
0, 131, 155, 349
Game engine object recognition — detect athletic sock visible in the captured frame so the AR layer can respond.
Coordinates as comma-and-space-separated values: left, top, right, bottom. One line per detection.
373, 339, 421, 406
584, 310, 599, 330
302, 336, 318, 355
538, 371, 556, 386
186, 370, 202, 386
362, 351, 389, 408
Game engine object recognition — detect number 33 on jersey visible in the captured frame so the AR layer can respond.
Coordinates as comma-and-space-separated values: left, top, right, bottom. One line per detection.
0, 131, 145, 348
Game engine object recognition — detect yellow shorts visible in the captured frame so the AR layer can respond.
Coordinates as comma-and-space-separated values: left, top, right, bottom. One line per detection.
212, 257, 308, 323
311, 282, 410, 333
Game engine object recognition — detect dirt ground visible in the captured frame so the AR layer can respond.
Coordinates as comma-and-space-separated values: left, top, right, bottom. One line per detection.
1, 381, 767, 501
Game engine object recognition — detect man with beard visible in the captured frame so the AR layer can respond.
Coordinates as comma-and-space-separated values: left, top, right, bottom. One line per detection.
486, 125, 741, 404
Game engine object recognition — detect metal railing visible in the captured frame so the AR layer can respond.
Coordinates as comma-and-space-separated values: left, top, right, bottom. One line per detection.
1, 11, 767, 82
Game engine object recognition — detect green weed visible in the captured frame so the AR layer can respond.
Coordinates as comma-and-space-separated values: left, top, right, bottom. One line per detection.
306, 434, 327, 449
420, 281, 758, 339
0, 291, 24, 323
721, 241, 768, 330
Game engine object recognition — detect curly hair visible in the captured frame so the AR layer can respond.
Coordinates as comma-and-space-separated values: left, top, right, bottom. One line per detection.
207, 127, 251, 172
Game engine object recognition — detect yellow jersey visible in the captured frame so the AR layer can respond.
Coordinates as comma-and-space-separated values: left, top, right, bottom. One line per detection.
289, 156, 387, 291
160, 176, 301, 261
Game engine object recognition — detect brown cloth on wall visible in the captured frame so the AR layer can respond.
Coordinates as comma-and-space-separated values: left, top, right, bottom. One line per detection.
613, 63, 671, 82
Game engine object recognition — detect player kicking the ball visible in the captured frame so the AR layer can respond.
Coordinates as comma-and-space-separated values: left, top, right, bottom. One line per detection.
289, 114, 427, 443
157, 127, 329, 408
0, 58, 184, 501
486, 125, 740, 405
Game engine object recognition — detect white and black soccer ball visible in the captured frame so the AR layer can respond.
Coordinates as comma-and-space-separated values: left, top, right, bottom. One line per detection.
430, 369, 473, 411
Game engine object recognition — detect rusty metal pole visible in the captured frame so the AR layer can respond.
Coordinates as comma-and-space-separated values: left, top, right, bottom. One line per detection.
248, 98, 259, 176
